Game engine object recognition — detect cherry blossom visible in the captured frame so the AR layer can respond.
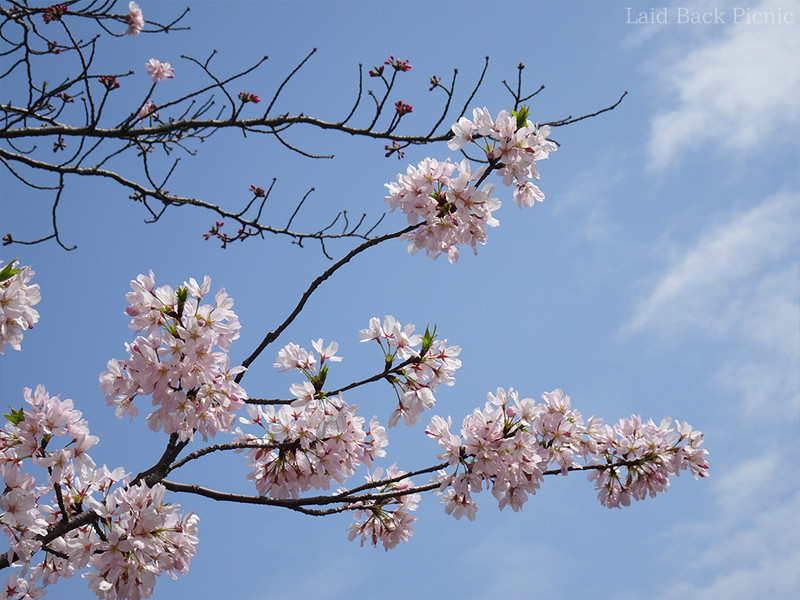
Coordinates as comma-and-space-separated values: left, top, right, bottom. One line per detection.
386, 107, 556, 262
1, 573, 44, 600
125, 2, 144, 35
587, 416, 709, 508
427, 387, 709, 518
99, 273, 247, 442
359, 317, 461, 426
311, 339, 342, 364
144, 59, 174, 83
272, 338, 344, 407
136, 100, 156, 120
0, 260, 41, 354
273, 342, 317, 373
1, 385, 139, 598
385, 157, 499, 263
84, 483, 198, 600
1, 382, 199, 600
238, 395, 388, 499
346, 465, 419, 550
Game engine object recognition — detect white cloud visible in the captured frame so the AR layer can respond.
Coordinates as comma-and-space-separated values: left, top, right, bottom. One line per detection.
622, 191, 799, 414
617, 192, 800, 598
648, 0, 800, 168
624, 191, 798, 338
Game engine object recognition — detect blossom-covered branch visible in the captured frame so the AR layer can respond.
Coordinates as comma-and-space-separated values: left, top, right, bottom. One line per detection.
1, 214, 707, 599
1, 2, 624, 255
0, 5, 702, 600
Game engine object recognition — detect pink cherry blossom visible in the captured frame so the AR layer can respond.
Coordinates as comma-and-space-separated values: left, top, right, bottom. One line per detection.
447, 116, 476, 151
387, 107, 557, 261
311, 338, 343, 363
84, 483, 198, 600
238, 395, 387, 499
0, 260, 41, 354
385, 157, 500, 263
100, 273, 246, 442
273, 342, 317, 372
425, 386, 708, 518
136, 99, 156, 120
1, 573, 44, 600
145, 59, 174, 83
346, 465, 419, 550
125, 2, 144, 35
0, 385, 151, 595
359, 317, 461, 426
587, 416, 709, 508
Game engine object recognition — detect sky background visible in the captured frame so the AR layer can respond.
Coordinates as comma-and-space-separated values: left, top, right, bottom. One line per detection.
1, 0, 799, 599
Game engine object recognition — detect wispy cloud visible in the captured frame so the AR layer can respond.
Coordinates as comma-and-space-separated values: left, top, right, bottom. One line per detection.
623, 191, 798, 338
648, 0, 800, 168
623, 191, 799, 414
619, 188, 800, 599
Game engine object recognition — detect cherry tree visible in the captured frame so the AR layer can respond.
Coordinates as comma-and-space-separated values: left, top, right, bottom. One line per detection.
0, 2, 708, 599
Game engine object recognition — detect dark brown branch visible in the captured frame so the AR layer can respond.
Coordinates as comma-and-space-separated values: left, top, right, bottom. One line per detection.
236, 223, 421, 378
167, 440, 282, 472
159, 456, 645, 518
0, 146, 379, 247
544, 91, 629, 127
130, 433, 189, 487
264, 48, 317, 117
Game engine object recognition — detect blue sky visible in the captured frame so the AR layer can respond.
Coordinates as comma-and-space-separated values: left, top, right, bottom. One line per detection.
1, 0, 798, 598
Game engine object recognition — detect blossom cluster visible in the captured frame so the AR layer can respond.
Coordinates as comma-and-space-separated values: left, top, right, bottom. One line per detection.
99, 272, 247, 442
385, 157, 498, 263
237, 91, 261, 104
385, 107, 556, 263
238, 395, 388, 499
346, 465, 419, 551
84, 483, 198, 600
42, 4, 67, 23
358, 316, 461, 427
1, 386, 96, 571
233, 320, 457, 547
235, 338, 385, 498
0, 386, 198, 600
587, 414, 709, 507
0, 260, 41, 354
98, 76, 120, 91
426, 387, 709, 519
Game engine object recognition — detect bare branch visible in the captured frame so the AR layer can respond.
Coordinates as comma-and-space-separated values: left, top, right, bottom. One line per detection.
236, 223, 421, 377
